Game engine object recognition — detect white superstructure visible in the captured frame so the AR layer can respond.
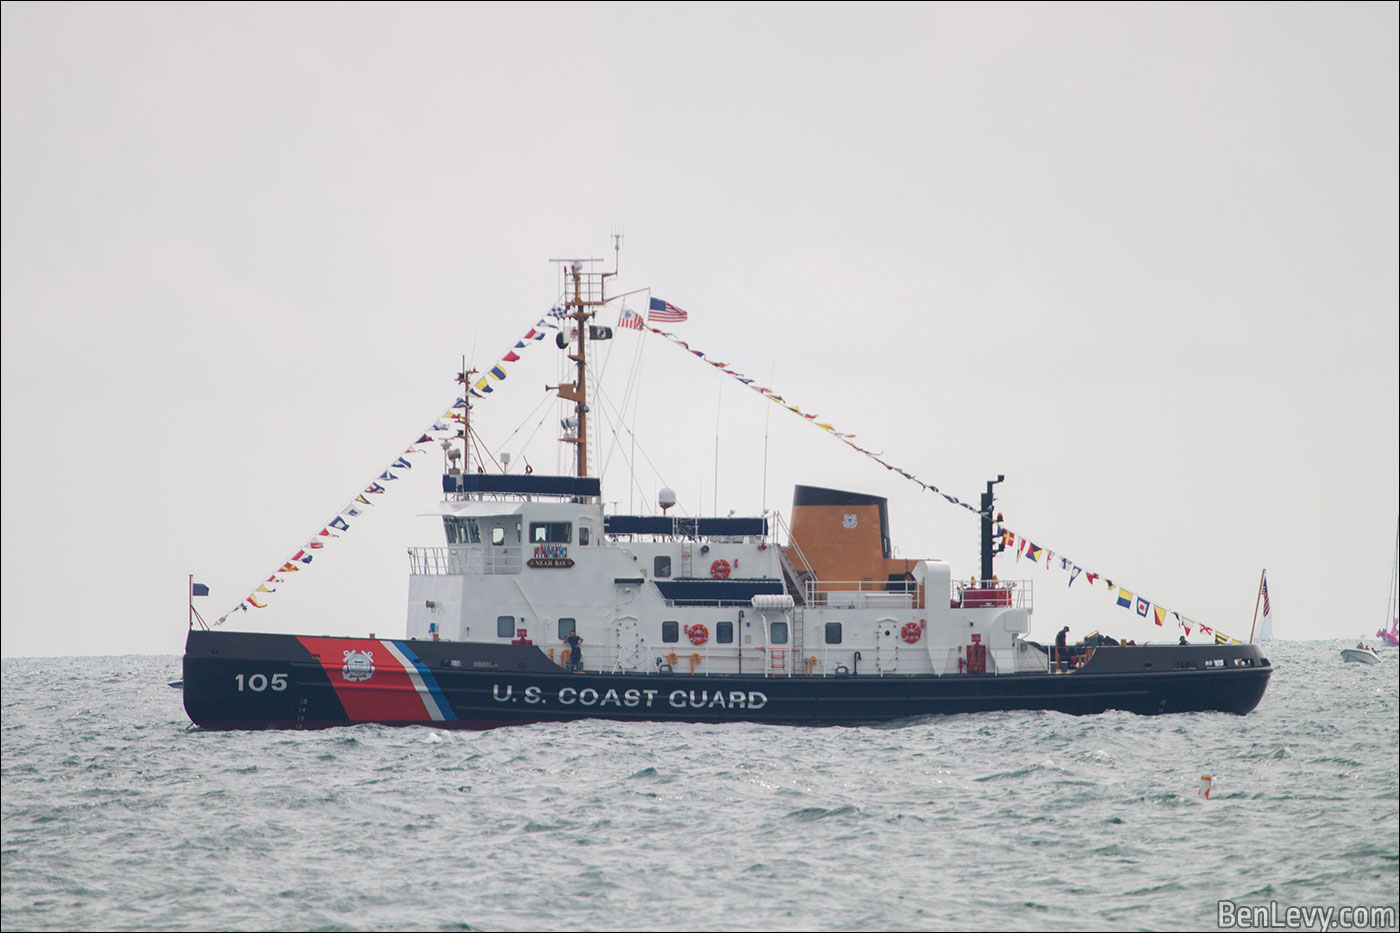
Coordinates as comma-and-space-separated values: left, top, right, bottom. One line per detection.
406, 478, 1039, 679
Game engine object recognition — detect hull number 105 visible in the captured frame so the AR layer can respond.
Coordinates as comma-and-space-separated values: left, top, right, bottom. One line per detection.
235, 673, 288, 692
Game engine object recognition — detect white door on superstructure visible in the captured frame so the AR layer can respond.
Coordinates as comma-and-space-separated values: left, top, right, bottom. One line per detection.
875, 617, 899, 673
611, 615, 642, 671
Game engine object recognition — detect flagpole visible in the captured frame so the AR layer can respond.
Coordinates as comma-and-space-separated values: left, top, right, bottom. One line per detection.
188, 573, 193, 630
1248, 568, 1265, 644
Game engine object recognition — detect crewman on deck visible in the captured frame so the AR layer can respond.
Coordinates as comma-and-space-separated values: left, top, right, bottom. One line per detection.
565, 630, 583, 672
1054, 626, 1070, 672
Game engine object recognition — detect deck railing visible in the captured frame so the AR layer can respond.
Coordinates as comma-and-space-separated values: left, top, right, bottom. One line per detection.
803, 579, 920, 609
952, 579, 1033, 610
407, 545, 522, 575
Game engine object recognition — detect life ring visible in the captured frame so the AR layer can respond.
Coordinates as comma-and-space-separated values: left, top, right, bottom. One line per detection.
687, 623, 709, 646
710, 559, 731, 580
901, 621, 922, 644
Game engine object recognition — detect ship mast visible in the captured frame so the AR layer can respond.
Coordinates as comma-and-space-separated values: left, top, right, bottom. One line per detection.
456, 356, 479, 473
550, 238, 619, 478
980, 475, 1005, 583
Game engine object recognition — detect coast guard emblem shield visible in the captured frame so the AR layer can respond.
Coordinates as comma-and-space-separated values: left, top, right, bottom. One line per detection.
843, 513, 858, 529
341, 649, 375, 682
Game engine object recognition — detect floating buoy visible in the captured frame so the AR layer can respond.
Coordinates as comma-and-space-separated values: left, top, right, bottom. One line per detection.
1198, 775, 1212, 799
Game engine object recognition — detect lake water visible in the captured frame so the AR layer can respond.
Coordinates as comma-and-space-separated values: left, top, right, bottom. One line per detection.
2, 640, 1396, 931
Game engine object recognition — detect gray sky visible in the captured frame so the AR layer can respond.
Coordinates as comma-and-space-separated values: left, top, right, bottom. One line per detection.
3, 3, 1396, 658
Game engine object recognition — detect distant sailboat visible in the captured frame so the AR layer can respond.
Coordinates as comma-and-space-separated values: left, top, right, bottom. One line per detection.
1378, 519, 1398, 648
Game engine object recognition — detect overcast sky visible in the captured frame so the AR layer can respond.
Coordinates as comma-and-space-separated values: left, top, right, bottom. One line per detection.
3, 3, 1396, 658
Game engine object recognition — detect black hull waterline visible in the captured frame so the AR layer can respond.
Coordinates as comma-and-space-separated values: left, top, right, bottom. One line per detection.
183, 630, 1273, 730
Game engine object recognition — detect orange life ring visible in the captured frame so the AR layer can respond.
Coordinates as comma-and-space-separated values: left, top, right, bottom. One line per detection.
710, 559, 731, 580
687, 623, 709, 645
901, 621, 922, 644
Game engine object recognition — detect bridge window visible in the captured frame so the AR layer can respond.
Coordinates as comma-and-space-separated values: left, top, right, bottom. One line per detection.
654, 556, 672, 578
770, 621, 789, 645
662, 621, 679, 643
558, 618, 576, 639
443, 517, 482, 544
716, 621, 734, 644
825, 622, 843, 645
579, 526, 590, 546
530, 522, 572, 544
491, 526, 506, 546
496, 615, 515, 638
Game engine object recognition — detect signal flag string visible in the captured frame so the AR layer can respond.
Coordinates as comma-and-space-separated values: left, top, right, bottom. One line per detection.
632, 316, 1245, 644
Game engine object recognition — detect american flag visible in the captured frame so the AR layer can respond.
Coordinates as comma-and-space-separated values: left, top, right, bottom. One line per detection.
648, 297, 688, 323
1260, 574, 1271, 616
617, 306, 645, 330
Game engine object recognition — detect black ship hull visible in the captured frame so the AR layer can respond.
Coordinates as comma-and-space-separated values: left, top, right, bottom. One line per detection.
183, 630, 1273, 729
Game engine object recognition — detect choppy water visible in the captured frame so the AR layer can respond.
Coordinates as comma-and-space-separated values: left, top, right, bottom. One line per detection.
2, 640, 1397, 932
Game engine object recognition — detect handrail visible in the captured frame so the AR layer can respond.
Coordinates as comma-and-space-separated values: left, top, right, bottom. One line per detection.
772, 511, 817, 580
952, 579, 1034, 610
407, 545, 522, 575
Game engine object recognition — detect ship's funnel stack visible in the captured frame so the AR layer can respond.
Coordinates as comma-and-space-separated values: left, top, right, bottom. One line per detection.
784, 485, 921, 592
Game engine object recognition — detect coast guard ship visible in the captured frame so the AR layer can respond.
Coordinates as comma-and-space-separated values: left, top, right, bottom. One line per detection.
183, 257, 1272, 729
